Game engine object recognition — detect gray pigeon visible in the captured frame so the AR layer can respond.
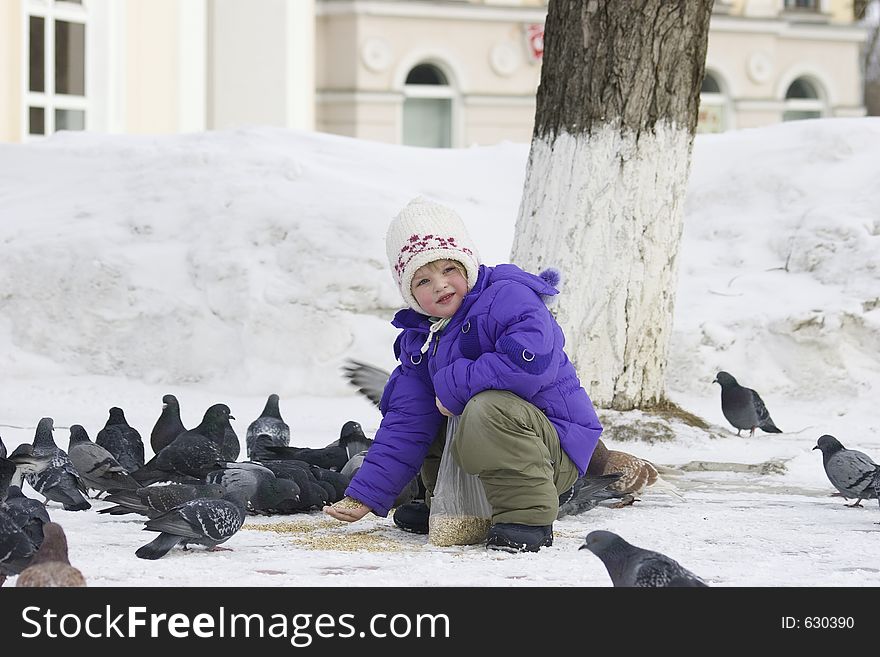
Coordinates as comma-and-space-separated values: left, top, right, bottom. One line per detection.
150, 394, 187, 455
96, 407, 145, 474
245, 393, 290, 461
252, 460, 332, 511
342, 358, 389, 407
98, 482, 226, 518
813, 434, 879, 507
134, 489, 248, 560
132, 404, 233, 486
206, 461, 302, 515
713, 371, 782, 437
67, 424, 140, 496
580, 530, 709, 587
25, 418, 91, 511
4, 444, 53, 493
557, 472, 628, 518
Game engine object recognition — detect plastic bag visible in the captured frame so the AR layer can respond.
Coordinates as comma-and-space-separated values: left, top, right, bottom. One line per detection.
427, 416, 492, 546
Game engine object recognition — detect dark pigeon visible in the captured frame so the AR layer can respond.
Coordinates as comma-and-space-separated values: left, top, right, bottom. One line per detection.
150, 394, 187, 455
67, 424, 140, 496
341, 358, 389, 407
1, 485, 51, 547
246, 393, 291, 461
813, 434, 879, 507
580, 530, 709, 587
253, 460, 331, 511
206, 462, 302, 515
0, 435, 6, 459
713, 371, 782, 437
95, 407, 145, 474
15, 521, 87, 587
557, 472, 628, 518
25, 418, 91, 511
98, 482, 226, 519
134, 489, 248, 560
220, 419, 240, 463
132, 404, 233, 486
0, 506, 38, 586
262, 420, 373, 472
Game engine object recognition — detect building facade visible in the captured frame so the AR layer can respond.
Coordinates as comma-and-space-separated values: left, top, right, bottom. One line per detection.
0, 0, 868, 144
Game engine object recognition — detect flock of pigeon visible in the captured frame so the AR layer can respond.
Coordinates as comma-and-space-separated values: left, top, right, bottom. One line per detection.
0, 393, 376, 585
1, 360, 877, 588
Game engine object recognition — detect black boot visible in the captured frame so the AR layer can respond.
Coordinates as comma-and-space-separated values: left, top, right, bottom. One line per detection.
486, 523, 553, 553
392, 500, 429, 534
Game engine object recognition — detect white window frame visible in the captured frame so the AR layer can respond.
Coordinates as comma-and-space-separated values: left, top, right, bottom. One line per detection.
23, 0, 89, 140
782, 77, 827, 121
401, 62, 458, 148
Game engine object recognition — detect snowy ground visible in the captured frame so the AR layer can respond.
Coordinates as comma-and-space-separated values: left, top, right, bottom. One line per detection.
1, 117, 879, 587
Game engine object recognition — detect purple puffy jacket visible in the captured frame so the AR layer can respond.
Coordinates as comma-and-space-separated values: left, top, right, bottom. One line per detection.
345, 264, 603, 517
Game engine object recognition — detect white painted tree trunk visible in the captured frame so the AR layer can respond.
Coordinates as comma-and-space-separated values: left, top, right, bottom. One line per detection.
511, 123, 693, 409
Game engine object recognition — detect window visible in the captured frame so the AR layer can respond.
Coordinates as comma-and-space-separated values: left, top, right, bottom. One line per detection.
26, 0, 88, 137
784, 0, 819, 9
402, 64, 454, 148
697, 72, 728, 133
782, 78, 824, 121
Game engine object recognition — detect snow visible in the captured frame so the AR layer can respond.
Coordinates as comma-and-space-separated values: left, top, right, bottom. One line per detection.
1, 117, 879, 588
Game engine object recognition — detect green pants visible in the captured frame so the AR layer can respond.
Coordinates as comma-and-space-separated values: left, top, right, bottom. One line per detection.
420, 390, 578, 526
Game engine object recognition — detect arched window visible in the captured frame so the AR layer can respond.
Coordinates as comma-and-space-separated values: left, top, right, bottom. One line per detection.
782, 78, 824, 121
402, 63, 453, 148
697, 72, 728, 133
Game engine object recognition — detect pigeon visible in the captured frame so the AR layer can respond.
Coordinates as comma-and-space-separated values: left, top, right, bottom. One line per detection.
580, 530, 709, 587
206, 462, 302, 515
1, 485, 51, 547
132, 404, 233, 486
15, 522, 86, 587
67, 424, 140, 496
0, 506, 38, 587
246, 393, 291, 461
0, 434, 5, 459
341, 358, 389, 407
713, 371, 782, 437
587, 440, 682, 502
5, 444, 54, 492
25, 418, 91, 511
253, 460, 333, 511
98, 482, 227, 518
557, 472, 627, 518
134, 489, 248, 560
150, 394, 187, 455
95, 407, 145, 474
813, 434, 879, 507
220, 419, 241, 463
262, 419, 374, 471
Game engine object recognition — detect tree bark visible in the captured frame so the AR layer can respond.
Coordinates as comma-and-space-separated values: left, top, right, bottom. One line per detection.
511, 0, 713, 410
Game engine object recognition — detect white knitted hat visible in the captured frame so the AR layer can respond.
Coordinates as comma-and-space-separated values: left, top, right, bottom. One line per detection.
386, 197, 481, 314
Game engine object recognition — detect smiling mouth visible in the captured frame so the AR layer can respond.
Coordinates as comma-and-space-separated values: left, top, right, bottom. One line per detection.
437, 293, 454, 304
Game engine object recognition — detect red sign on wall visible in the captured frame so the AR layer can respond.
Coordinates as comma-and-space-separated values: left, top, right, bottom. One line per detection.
525, 24, 544, 62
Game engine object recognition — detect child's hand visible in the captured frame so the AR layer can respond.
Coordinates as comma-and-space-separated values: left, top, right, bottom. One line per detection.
324, 496, 371, 522
435, 396, 453, 417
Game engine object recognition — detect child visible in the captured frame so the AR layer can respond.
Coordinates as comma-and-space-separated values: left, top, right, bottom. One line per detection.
325, 197, 603, 552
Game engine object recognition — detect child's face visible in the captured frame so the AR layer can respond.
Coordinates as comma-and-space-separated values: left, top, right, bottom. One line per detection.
411, 260, 468, 318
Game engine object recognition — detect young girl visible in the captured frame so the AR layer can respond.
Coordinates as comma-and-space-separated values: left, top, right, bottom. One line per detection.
325, 197, 603, 552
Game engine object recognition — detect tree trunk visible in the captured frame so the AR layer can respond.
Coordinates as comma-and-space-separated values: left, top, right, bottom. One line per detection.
510, 0, 713, 410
